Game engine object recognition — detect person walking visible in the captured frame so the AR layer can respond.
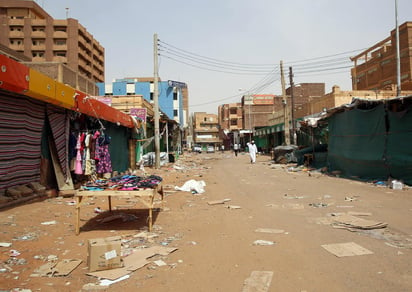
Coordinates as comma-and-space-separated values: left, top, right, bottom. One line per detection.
233, 143, 239, 157
247, 140, 258, 163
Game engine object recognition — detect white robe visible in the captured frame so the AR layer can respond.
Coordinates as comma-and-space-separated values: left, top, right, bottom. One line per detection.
247, 142, 258, 163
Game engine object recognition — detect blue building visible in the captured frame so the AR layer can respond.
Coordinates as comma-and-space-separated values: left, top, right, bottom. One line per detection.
97, 78, 187, 127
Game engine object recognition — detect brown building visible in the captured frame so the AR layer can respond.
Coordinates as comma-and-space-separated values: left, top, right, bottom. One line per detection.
351, 21, 412, 91
0, 0, 105, 83
241, 94, 282, 130
218, 102, 243, 131
192, 112, 220, 148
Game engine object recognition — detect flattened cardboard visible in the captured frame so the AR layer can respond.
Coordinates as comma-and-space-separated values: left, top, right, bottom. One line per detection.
322, 242, 373, 257
32, 259, 82, 277
87, 245, 177, 280
242, 271, 273, 292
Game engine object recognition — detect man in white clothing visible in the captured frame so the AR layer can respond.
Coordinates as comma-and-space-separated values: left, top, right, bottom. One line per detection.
247, 140, 258, 163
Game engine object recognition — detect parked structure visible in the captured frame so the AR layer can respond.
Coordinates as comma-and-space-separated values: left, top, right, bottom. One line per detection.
351, 21, 412, 91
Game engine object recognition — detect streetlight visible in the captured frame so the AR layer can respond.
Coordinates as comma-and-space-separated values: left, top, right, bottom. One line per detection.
239, 89, 253, 142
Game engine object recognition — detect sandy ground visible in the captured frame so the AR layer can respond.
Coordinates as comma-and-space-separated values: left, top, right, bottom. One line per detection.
1, 151, 412, 292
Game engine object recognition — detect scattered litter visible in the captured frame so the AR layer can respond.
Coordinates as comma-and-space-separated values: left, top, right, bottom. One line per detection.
336, 205, 354, 208
345, 196, 358, 202
321, 242, 373, 257
283, 194, 305, 199
0, 242, 12, 247
9, 249, 21, 257
332, 214, 387, 231
255, 228, 285, 234
31, 259, 82, 277
390, 180, 403, 190
347, 211, 372, 216
309, 202, 328, 208
207, 199, 231, 205
242, 271, 273, 292
153, 260, 167, 267
65, 200, 76, 206
253, 240, 275, 246
175, 179, 206, 194
99, 275, 130, 286
227, 205, 241, 210
94, 207, 103, 213
41, 220, 57, 225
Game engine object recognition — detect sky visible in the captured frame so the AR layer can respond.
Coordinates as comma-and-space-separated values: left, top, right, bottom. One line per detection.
40, 0, 412, 114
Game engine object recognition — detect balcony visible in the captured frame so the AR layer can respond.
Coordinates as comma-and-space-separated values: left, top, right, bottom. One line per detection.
8, 19, 24, 25
195, 137, 221, 143
31, 31, 46, 38
31, 44, 46, 50
9, 31, 24, 38
53, 44, 67, 51
194, 127, 219, 133
53, 31, 67, 38
52, 56, 67, 63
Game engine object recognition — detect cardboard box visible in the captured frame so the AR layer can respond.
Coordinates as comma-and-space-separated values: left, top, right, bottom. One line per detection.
87, 236, 123, 272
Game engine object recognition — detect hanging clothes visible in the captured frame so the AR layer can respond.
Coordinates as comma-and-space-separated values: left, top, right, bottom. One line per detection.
96, 134, 112, 174
74, 133, 83, 175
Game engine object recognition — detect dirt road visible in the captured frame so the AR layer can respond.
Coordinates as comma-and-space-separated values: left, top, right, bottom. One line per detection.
1, 151, 412, 291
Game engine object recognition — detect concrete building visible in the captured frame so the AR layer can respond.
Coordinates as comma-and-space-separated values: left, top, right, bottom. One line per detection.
97, 78, 188, 128
241, 94, 282, 130
0, 0, 105, 83
351, 21, 412, 91
218, 102, 243, 131
192, 112, 220, 149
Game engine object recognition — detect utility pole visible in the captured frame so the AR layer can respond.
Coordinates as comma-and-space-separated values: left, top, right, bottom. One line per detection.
395, 0, 401, 96
280, 61, 290, 145
153, 33, 160, 168
289, 66, 295, 145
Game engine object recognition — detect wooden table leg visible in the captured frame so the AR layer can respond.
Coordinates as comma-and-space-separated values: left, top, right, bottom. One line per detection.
148, 207, 152, 232
75, 196, 82, 235
108, 196, 112, 211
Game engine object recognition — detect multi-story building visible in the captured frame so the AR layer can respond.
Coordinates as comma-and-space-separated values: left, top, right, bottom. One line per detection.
192, 112, 220, 149
351, 21, 412, 91
97, 77, 188, 127
0, 0, 105, 84
218, 103, 243, 131
241, 94, 282, 130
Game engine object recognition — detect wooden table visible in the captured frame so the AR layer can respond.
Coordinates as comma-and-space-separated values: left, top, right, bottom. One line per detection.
74, 184, 163, 235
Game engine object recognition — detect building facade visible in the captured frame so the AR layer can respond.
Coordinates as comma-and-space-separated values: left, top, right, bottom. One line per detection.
97, 78, 188, 127
218, 102, 243, 131
0, 0, 105, 83
351, 21, 412, 91
192, 112, 220, 149
241, 94, 282, 130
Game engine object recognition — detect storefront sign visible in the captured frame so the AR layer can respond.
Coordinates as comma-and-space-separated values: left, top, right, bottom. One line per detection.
168, 80, 187, 88
130, 108, 147, 122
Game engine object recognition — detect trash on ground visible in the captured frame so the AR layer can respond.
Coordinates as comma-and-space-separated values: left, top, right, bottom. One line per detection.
0, 242, 12, 247
31, 259, 82, 277
9, 249, 20, 257
282, 203, 304, 210
309, 202, 328, 208
390, 180, 403, 190
175, 179, 206, 194
321, 242, 373, 257
153, 260, 167, 267
87, 245, 177, 280
253, 240, 275, 246
99, 213, 138, 223
227, 205, 241, 210
207, 198, 231, 205
255, 228, 285, 234
332, 214, 387, 231
41, 220, 57, 225
99, 274, 130, 286
283, 194, 305, 199
94, 207, 103, 213
242, 271, 273, 292
347, 211, 372, 216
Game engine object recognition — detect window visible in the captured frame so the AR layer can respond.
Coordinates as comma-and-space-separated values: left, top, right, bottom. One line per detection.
10, 39, 23, 45
32, 51, 44, 58
54, 39, 66, 45
54, 26, 67, 32
10, 26, 22, 32
173, 110, 178, 117
32, 26, 45, 32
173, 92, 178, 100
54, 51, 66, 57
150, 92, 153, 100
32, 39, 44, 46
